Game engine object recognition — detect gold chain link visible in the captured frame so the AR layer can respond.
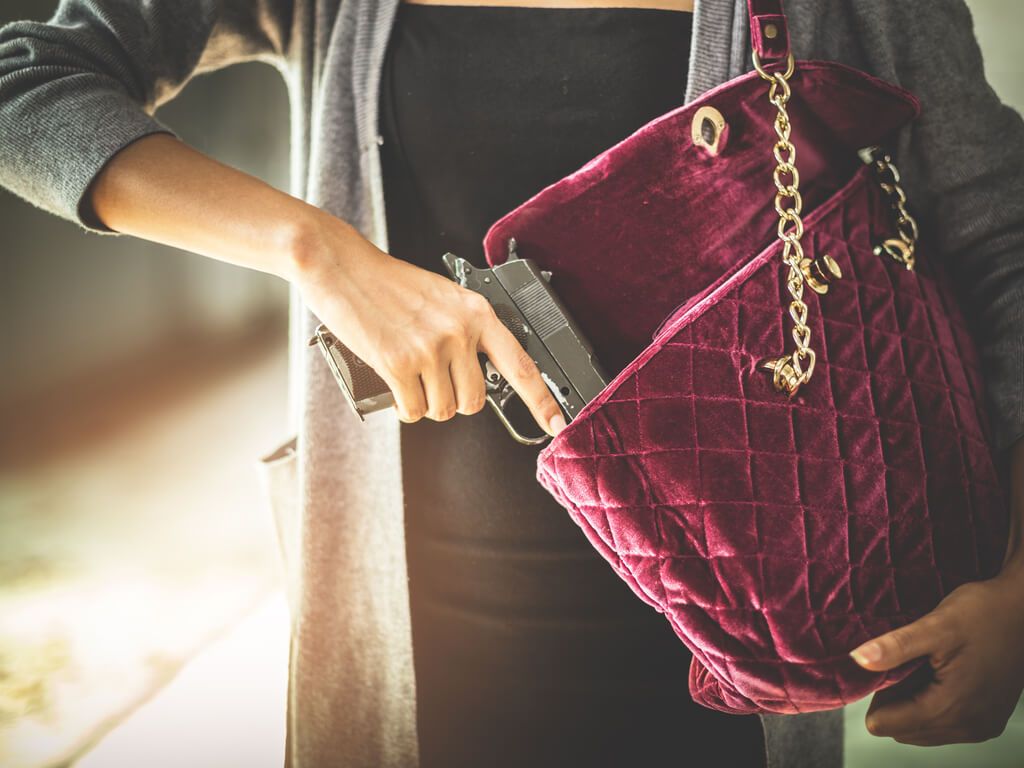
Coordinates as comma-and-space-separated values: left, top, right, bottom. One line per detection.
753, 51, 816, 397
860, 146, 919, 270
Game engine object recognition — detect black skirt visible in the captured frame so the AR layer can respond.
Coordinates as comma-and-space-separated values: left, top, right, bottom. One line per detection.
379, 4, 767, 765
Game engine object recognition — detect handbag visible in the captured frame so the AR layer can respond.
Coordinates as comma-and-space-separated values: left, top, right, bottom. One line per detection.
479, 0, 1009, 715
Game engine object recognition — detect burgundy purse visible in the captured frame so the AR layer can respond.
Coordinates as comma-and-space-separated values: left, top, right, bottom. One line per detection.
481, 0, 1009, 715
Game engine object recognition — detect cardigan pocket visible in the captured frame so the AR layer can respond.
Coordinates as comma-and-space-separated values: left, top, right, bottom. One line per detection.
258, 434, 300, 622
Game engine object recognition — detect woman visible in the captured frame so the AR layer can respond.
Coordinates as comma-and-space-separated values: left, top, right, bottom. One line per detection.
1, 1, 1022, 766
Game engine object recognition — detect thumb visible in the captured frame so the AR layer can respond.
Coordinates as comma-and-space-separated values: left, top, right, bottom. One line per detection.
849, 614, 942, 672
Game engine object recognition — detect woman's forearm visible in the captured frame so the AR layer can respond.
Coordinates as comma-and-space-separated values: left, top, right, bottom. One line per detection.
86, 131, 565, 434
87, 132, 367, 283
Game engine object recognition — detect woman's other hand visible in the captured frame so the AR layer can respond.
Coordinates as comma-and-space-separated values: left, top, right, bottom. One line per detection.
848, 565, 1024, 745
290, 213, 567, 436
849, 439, 1024, 746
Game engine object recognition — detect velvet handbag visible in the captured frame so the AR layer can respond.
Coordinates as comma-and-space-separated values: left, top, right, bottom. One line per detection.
480, 0, 1009, 715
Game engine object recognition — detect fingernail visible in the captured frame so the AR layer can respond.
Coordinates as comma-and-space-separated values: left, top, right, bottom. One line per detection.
549, 413, 567, 436
850, 642, 882, 666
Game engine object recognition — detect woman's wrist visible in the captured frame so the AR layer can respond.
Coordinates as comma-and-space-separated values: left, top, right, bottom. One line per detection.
87, 133, 390, 287
280, 205, 392, 287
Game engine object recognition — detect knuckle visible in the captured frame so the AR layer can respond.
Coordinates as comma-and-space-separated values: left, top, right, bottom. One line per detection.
515, 348, 538, 379
466, 291, 494, 320
928, 624, 956, 654
864, 717, 886, 737
381, 346, 418, 376
427, 403, 458, 422
941, 700, 970, 728
459, 328, 482, 354
932, 697, 959, 724
436, 314, 467, 343
917, 695, 947, 722
412, 333, 445, 360
464, 290, 495, 321
400, 408, 425, 423
887, 628, 912, 658
459, 393, 487, 415
922, 611, 954, 641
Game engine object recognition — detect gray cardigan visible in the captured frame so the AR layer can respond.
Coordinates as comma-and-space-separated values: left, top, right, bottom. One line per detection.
1, 1, 1022, 766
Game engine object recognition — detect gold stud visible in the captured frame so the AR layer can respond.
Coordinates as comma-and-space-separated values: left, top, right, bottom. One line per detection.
764, 23, 779, 40
800, 253, 842, 294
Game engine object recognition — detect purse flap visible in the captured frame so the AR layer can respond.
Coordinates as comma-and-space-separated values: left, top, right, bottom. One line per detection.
482, 61, 920, 373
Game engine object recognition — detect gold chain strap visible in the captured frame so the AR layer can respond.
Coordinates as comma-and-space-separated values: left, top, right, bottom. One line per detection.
859, 146, 919, 270
753, 51, 823, 398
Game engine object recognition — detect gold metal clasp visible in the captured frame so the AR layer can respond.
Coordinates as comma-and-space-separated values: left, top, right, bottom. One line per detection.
861, 146, 920, 272
875, 238, 916, 271
760, 356, 803, 398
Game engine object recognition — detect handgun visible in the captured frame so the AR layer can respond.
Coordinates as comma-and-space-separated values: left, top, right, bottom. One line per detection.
307, 237, 609, 444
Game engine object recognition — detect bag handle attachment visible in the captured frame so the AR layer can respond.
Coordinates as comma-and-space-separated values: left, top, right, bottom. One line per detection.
755, 51, 821, 397
750, 0, 840, 398
748, 0, 791, 65
859, 146, 920, 271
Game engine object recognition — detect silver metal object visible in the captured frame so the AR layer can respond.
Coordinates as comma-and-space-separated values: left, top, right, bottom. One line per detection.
308, 239, 609, 444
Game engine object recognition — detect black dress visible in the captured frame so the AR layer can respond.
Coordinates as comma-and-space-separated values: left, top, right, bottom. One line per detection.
379, 5, 767, 766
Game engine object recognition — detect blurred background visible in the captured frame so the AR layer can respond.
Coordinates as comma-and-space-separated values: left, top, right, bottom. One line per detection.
0, 0, 292, 766
0, 1, 1021, 767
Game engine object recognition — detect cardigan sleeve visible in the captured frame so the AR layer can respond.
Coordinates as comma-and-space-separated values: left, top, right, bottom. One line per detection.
845, 0, 1024, 457
0, 0, 294, 232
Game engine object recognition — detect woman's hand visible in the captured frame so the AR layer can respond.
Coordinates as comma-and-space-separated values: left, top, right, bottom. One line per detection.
849, 440, 1024, 746
86, 133, 566, 437
291, 214, 566, 435
848, 562, 1024, 746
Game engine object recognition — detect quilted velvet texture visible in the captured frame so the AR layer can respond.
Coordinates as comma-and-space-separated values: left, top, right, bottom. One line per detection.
483, 63, 1010, 714
484, 62, 919, 372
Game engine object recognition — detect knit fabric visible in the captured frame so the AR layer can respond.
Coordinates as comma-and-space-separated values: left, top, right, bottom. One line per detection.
1, 1, 1021, 766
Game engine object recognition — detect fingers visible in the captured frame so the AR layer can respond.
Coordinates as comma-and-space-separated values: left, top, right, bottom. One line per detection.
386, 370, 428, 423
420, 357, 458, 421
449, 349, 488, 416
864, 679, 940, 738
382, 343, 483, 423
849, 613, 946, 672
863, 681, 1003, 745
889, 730, 975, 748
478, 313, 566, 438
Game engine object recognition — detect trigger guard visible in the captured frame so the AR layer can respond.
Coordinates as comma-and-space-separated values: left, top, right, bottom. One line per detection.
484, 390, 550, 446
